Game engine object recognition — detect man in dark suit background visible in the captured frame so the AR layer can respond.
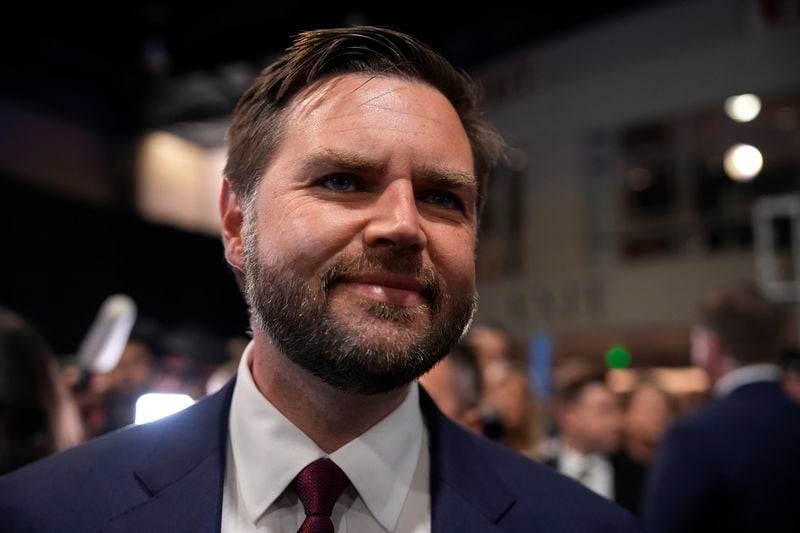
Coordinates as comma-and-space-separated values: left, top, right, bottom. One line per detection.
541, 370, 650, 514
644, 281, 800, 533
0, 26, 641, 532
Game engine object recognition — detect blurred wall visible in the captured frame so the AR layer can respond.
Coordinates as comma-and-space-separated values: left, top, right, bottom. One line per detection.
474, 0, 800, 361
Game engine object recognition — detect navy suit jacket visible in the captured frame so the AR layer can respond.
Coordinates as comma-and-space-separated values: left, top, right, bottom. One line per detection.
644, 381, 800, 533
1, 380, 641, 532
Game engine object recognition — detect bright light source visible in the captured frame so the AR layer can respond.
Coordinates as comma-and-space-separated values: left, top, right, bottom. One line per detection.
135, 393, 194, 424
724, 93, 761, 123
723, 144, 763, 182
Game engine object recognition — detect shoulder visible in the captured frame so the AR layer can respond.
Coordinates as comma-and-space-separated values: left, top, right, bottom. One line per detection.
422, 389, 641, 532
482, 436, 641, 531
0, 422, 158, 532
0, 384, 233, 532
440, 425, 642, 532
667, 383, 799, 441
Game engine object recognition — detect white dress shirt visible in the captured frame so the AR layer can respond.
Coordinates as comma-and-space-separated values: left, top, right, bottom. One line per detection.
714, 363, 783, 397
558, 444, 614, 500
221, 343, 431, 533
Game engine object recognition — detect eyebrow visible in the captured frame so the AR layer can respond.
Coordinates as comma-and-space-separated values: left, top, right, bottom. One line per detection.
418, 164, 477, 189
298, 149, 383, 175
298, 149, 477, 189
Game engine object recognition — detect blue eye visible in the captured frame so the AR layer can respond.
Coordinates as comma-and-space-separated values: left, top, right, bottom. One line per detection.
321, 174, 357, 192
423, 190, 464, 210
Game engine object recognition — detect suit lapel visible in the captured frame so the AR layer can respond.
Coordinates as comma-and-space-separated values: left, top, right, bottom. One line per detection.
105, 379, 236, 533
106, 381, 516, 532
420, 389, 515, 533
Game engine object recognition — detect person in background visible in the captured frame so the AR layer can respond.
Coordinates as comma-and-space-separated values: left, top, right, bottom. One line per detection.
0, 308, 83, 474
419, 342, 483, 433
89, 318, 162, 433
644, 281, 800, 533
481, 358, 542, 457
466, 322, 520, 368
206, 336, 249, 396
611, 381, 675, 516
542, 372, 623, 500
153, 323, 228, 399
0, 26, 641, 532
620, 383, 674, 466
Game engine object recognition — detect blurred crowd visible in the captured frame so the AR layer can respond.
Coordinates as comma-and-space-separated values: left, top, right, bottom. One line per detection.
0, 311, 246, 475
421, 323, 678, 516
2, 280, 799, 522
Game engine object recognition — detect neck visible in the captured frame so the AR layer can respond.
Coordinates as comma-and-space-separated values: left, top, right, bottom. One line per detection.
248, 328, 410, 454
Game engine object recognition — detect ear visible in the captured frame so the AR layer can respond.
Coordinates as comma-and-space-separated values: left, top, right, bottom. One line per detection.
693, 328, 731, 383
220, 178, 246, 273
706, 332, 724, 359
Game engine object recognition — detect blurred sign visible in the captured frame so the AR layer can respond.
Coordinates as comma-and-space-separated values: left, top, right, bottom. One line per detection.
753, 194, 800, 301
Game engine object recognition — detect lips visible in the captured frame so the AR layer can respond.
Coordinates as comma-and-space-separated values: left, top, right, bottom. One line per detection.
339, 274, 427, 307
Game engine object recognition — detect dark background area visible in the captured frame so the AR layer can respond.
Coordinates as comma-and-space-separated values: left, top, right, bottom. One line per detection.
0, 175, 247, 355
0, 2, 668, 354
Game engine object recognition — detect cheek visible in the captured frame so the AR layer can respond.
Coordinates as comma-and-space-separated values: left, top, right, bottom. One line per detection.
429, 231, 476, 286
258, 203, 360, 271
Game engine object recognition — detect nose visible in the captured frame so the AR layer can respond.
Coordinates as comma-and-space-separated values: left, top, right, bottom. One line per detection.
363, 180, 427, 253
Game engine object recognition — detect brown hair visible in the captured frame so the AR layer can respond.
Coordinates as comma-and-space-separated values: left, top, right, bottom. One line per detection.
224, 26, 505, 215
556, 370, 609, 408
697, 281, 786, 364
0, 309, 82, 473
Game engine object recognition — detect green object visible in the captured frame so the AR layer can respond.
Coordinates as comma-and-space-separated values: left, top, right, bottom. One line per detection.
606, 345, 632, 369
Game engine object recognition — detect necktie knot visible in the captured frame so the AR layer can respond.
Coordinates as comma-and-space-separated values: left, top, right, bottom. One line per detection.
293, 458, 350, 532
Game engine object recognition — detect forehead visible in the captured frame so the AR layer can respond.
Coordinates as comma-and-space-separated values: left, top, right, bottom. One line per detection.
278, 73, 474, 171
290, 73, 457, 122
629, 387, 667, 411
581, 383, 616, 404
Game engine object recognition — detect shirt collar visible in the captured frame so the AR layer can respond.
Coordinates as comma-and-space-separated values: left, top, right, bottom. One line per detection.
714, 363, 782, 397
331, 382, 423, 532
559, 443, 602, 475
228, 341, 424, 531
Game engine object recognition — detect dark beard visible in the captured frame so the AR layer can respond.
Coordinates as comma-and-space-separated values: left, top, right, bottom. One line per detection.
243, 248, 475, 394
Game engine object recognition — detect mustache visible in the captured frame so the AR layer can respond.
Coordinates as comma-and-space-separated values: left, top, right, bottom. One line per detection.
320, 251, 443, 309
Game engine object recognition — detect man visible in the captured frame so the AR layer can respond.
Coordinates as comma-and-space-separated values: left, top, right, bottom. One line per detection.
542, 373, 624, 500
419, 342, 483, 434
88, 319, 161, 434
481, 358, 541, 456
644, 282, 800, 533
0, 27, 640, 532
466, 322, 518, 368
612, 383, 675, 516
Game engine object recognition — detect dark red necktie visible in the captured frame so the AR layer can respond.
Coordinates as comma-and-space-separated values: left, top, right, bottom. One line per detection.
293, 458, 351, 533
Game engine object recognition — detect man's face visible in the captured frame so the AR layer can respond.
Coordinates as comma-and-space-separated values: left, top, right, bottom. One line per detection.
564, 383, 623, 455
624, 385, 672, 463
469, 326, 511, 368
482, 362, 531, 430
230, 74, 478, 394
